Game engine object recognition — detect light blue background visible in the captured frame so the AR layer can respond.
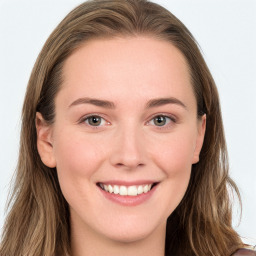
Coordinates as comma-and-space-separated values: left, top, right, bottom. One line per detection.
0, 0, 255, 244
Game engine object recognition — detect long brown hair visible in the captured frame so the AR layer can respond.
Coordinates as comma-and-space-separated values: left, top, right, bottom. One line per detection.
0, 0, 243, 255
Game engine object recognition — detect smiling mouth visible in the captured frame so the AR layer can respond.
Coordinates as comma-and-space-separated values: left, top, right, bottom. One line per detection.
97, 182, 158, 196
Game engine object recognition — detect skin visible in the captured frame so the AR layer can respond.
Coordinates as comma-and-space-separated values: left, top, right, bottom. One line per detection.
36, 36, 206, 256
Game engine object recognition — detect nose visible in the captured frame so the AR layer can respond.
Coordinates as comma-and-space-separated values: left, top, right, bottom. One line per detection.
109, 125, 146, 170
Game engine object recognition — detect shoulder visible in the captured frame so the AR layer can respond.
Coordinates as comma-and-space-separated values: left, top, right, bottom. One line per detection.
232, 248, 256, 256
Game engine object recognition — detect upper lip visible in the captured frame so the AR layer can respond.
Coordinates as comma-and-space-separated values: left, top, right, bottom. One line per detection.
97, 180, 159, 186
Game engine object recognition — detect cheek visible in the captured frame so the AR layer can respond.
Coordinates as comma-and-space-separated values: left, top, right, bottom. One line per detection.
148, 129, 196, 214
52, 128, 108, 199
149, 129, 197, 175
53, 129, 106, 175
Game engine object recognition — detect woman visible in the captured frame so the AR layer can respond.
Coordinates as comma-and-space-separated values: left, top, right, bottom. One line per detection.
0, 0, 255, 255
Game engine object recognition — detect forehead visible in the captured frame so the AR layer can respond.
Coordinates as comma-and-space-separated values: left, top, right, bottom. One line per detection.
59, 36, 195, 108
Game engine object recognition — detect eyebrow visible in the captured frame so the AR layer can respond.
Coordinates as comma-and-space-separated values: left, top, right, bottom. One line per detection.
69, 97, 115, 109
68, 97, 187, 110
146, 97, 187, 109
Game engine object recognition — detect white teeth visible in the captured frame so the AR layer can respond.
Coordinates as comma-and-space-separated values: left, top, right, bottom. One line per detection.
100, 183, 154, 196
113, 185, 119, 194
108, 185, 113, 193
137, 185, 144, 195
119, 186, 127, 196
143, 185, 149, 193
127, 186, 137, 196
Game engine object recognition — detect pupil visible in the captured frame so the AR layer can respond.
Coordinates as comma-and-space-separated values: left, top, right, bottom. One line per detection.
89, 116, 101, 126
154, 116, 166, 126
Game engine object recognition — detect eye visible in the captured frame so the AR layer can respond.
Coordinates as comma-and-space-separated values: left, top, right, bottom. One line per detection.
153, 116, 168, 126
148, 115, 175, 127
83, 115, 108, 127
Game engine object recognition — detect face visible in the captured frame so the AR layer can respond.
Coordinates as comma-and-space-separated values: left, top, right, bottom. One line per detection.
36, 36, 206, 244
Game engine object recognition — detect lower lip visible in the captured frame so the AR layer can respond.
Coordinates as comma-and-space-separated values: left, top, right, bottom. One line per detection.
98, 185, 158, 206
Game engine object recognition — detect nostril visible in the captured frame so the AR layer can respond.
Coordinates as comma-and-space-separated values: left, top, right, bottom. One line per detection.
115, 162, 145, 169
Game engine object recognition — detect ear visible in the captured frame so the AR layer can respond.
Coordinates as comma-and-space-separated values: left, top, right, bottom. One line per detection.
192, 114, 206, 164
35, 112, 56, 168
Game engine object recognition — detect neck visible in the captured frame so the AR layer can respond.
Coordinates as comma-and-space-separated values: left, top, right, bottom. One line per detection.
70, 217, 166, 256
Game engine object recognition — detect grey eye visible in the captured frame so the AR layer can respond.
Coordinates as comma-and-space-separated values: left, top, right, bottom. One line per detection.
153, 116, 167, 126
87, 116, 102, 126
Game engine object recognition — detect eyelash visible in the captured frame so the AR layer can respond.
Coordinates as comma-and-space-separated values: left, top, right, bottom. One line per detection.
79, 114, 110, 130
147, 114, 176, 130
79, 113, 177, 130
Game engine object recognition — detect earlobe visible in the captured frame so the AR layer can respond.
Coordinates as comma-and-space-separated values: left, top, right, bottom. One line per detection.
192, 114, 206, 164
35, 112, 56, 168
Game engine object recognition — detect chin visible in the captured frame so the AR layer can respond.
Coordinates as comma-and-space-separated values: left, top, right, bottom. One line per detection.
98, 215, 165, 244
104, 227, 154, 244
